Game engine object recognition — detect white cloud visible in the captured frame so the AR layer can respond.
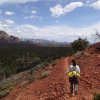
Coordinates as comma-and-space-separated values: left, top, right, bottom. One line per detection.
14, 23, 100, 42
0, 20, 100, 42
5, 11, 15, 16
50, 4, 63, 17
24, 15, 38, 19
86, 0, 90, 4
50, 2, 83, 17
32, 10, 37, 14
0, 0, 38, 4
90, 0, 100, 10
5, 19, 15, 24
0, 20, 15, 35
15, 24, 39, 37
64, 2, 83, 12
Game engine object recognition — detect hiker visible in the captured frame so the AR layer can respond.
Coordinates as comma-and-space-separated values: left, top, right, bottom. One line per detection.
67, 59, 80, 96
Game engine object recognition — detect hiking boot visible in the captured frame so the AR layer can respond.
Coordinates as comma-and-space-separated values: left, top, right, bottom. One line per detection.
70, 94, 75, 97
74, 91, 77, 95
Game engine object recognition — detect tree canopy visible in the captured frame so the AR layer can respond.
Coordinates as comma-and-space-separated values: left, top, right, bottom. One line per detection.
71, 37, 89, 52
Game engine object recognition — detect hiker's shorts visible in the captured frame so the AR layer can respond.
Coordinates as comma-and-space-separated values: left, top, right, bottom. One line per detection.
69, 76, 79, 84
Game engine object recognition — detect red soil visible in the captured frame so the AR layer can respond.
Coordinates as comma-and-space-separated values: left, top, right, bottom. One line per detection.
3, 43, 100, 100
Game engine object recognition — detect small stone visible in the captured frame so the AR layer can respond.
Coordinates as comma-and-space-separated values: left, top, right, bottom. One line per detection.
83, 52, 90, 57
52, 92, 57, 96
98, 55, 100, 58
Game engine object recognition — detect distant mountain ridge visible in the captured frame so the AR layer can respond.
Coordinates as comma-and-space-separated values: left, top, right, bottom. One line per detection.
0, 30, 69, 47
0, 30, 20, 43
22, 38, 69, 47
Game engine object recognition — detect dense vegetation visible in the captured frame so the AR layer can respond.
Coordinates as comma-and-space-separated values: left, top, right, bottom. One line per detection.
0, 42, 73, 80
71, 37, 89, 52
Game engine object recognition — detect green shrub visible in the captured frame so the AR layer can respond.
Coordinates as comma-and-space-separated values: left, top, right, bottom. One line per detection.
0, 81, 15, 98
41, 71, 50, 79
39, 62, 49, 69
28, 75, 36, 83
1, 82, 14, 90
0, 89, 10, 97
71, 37, 89, 52
94, 93, 100, 100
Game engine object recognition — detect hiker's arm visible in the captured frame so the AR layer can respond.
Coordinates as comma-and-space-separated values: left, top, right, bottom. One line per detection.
67, 65, 71, 73
77, 66, 80, 74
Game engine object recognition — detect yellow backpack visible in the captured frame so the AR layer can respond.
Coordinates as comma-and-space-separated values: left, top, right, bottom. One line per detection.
68, 71, 80, 77
68, 66, 80, 77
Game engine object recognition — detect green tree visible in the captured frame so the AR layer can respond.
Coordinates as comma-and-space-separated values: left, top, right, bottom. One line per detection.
0, 61, 4, 80
16, 56, 26, 73
71, 37, 89, 52
16, 52, 41, 75
0, 61, 11, 79
30, 56, 41, 75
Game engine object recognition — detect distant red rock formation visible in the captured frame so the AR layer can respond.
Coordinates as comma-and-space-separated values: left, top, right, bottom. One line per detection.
0, 30, 20, 42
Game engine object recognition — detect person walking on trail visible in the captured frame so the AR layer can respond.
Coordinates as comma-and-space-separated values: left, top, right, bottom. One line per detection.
67, 59, 80, 96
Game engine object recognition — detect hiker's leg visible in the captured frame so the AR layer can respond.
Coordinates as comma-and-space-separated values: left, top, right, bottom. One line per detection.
74, 77, 79, 95
70, 82, 73, 94
74, 84, 78, 95
69, 77, 74, 94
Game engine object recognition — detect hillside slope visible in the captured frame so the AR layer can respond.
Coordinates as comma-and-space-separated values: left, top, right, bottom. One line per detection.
0, 30, 20, 42
2, 42, 100, 100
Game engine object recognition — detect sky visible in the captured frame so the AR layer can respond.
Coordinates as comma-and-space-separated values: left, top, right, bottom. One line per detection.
0, 0, 100, 42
